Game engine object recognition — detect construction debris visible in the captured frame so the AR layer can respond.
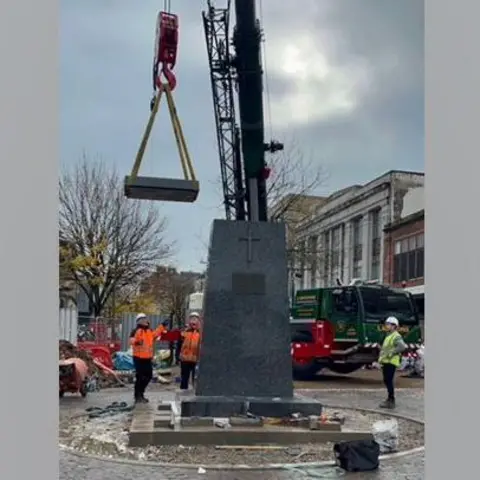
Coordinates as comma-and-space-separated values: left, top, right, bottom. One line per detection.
59, 340, 123, 389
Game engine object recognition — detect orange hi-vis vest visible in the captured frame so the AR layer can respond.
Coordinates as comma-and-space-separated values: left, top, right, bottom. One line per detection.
130, 325, 167, 359
180, 329, 201, 363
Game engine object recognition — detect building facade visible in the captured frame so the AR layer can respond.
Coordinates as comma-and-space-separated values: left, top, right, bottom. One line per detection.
294, 170, 424, 291
383, 187, 424, 289
269, 194, 328, 302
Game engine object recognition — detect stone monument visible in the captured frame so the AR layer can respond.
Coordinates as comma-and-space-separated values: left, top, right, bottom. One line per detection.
180, 219, 323, 418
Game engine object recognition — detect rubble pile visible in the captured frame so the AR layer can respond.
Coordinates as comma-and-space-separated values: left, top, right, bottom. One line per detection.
59, 340, 121, 389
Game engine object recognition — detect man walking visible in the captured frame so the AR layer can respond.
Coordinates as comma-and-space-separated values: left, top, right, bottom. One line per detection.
129, 313, 167, 403
378, 316, 407, 409
179, 312, 201, 390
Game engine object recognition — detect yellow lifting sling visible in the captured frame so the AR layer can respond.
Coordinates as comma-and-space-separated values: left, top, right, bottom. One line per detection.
124, 10, 199, 203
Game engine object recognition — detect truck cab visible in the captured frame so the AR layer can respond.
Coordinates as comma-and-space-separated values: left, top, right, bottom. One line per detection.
290, 283, 423, 379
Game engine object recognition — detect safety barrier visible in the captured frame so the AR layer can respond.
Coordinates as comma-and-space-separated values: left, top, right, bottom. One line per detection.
59, 308, 78, 345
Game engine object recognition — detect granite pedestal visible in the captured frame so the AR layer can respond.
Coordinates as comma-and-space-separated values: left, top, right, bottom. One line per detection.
181, 219, 322, 418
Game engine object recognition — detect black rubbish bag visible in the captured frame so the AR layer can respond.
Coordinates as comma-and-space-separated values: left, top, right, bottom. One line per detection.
333, 439, 380, 472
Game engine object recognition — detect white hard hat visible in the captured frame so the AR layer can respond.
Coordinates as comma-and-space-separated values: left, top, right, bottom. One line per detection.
136, 313, 147, 322
189, 312, 200, 318
385, 316, 399, 327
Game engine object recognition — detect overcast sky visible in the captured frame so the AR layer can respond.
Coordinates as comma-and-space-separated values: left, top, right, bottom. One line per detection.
61, 0, 424, 272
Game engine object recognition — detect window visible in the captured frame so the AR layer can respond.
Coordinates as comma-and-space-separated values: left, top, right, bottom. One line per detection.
308, 235, 318, 287
394, 241, 401, 255
332, 288, 359, 315
359, 286, 417, 323
322, 231, 330, 285
414, 295, 424, 322
352, 217, 363, 278
298, 239, 306, 289
371, 258, 380, 281
393, 232, 424, 282
353, 264, 362, 278
331, 227, 341, 272
370, 209, 381, 280
352, 218, 362, 261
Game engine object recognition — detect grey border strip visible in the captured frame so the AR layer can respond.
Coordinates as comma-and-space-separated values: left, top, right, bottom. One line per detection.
59, 404, 424, 471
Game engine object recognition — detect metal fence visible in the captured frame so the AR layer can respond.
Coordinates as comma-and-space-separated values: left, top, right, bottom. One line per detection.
120, 313, 169, 351
59, 307, 78, 345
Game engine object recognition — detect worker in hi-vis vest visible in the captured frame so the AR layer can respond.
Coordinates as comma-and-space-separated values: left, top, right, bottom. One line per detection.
129, 313, 167, 403
179, 312, 202, 390
378, 316, 407, 409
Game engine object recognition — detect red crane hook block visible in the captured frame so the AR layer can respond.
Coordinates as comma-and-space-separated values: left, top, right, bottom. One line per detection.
156, 65, 177, 91
152, 11, 179, 90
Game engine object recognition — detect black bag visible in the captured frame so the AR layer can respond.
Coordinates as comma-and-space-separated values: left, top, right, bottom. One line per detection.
333, 440, 380, 472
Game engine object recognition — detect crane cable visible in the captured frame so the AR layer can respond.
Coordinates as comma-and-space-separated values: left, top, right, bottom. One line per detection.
258, 0, 274, 143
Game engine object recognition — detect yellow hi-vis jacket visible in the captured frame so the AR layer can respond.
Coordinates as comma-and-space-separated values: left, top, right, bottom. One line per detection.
378, 330, 406, 367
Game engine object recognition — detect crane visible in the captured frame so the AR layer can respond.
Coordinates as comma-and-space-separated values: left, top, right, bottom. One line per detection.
125, 0, 283, 220
203, 0, 283, 222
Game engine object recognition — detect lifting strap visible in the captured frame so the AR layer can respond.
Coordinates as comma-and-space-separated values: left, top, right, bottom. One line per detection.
127, 82, 196, 185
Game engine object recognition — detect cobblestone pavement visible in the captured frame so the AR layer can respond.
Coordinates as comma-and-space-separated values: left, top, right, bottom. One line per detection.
59, 386, 424, 480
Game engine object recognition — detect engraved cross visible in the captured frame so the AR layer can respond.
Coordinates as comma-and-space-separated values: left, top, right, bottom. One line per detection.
238, 225, 260, 263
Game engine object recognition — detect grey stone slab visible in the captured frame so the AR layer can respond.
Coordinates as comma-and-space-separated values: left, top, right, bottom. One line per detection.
124, 176, 199, 203
145, 427, 373, 446
181, 396, 247, 417
195, 220, 293, 399
128, 431, 154, 447
229, 416, 264, 427
153, 414, 172, 428
157, 402, 172, 412
179, 417, 214, 427
180, 396, 323, 419
247, 398, 323, 417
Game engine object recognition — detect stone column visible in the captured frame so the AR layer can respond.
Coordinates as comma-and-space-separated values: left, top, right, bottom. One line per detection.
379, 205, 386, 282
361, 215, 370, 279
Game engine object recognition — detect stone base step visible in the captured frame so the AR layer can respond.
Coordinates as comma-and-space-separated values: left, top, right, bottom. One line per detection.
128, 425, 372, 447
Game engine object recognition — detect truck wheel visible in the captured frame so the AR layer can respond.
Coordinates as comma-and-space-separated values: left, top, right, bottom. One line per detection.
80, 384, 88, 397
328, 363, 363, 375
293, 363, 321, 381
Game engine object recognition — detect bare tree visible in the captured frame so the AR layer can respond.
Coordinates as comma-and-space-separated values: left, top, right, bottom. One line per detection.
211, 138, 328, 219
267, 140, 328, 221
265, 140, 329, 292
140, 267, 196, 326
59, 157, 174, 316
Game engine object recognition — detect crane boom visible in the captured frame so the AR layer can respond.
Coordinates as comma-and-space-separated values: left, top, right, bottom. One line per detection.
203, 2, 246, 220
232, 0, 268, 222
204, 0, 282, 221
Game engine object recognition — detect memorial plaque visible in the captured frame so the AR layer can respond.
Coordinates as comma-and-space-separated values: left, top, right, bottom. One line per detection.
232, 273, 266, 295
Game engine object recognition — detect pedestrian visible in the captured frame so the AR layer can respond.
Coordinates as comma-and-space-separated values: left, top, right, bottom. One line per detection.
129, 313, 168, 403
179, 312, 202, 390
378, 316, 407, 409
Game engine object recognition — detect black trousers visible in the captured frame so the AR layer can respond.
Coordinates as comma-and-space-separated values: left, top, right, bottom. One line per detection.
133, 357, 153, 399
180, 361, 196, 390
382, 363, 397, 400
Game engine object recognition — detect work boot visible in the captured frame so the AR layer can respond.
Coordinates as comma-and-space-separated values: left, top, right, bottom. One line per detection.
141, 396, 149, 403
379, 399, 396, 409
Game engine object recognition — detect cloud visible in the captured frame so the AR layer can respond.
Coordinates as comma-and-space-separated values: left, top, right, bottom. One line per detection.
61, 0, 424, 271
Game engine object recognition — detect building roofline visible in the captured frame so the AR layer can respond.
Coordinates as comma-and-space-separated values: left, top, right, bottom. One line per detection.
358, 169, 424, 192
297, 169, 424, 231
384, 209, 425, 232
